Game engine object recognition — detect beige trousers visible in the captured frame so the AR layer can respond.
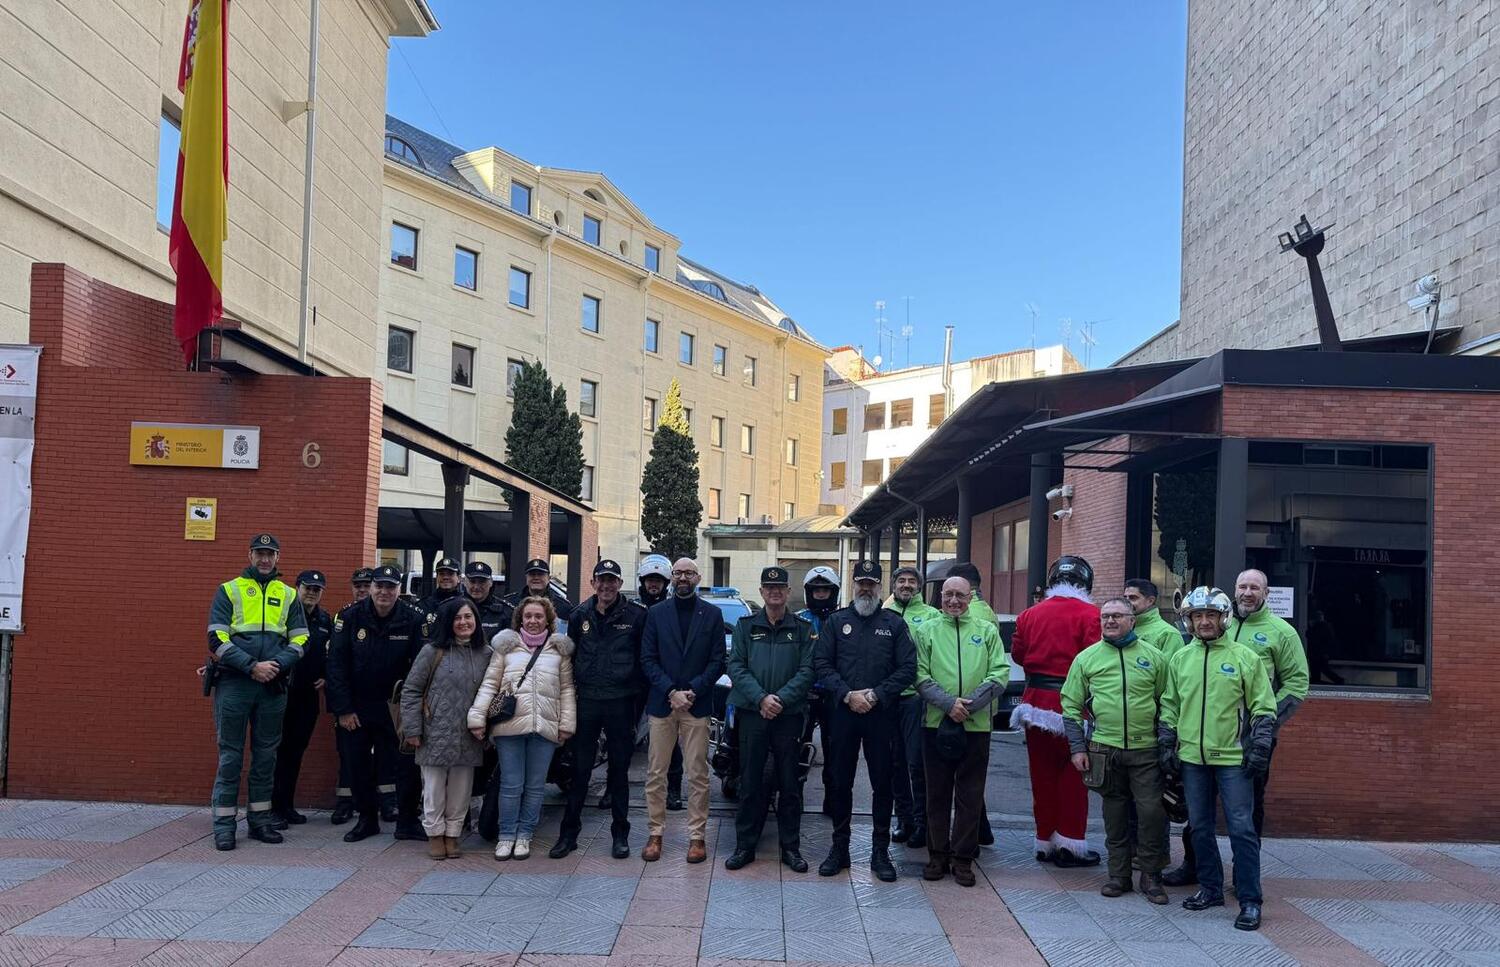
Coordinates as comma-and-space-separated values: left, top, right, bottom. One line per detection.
420, 765, 475, 838
646, 709, 710, 839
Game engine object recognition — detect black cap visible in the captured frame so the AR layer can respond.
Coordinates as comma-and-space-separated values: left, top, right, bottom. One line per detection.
525, 558, 550, 574
249, 533, 280, 551
351, 568, 374, 584
893, 565, 921, 581
435, 557, 461, 573
760, 566, 789, 587
370, 564, 403, 585
296, 569, 326, 588
593, 559, 623, 579
464, 561, 493, 579
852, 559, 883, 582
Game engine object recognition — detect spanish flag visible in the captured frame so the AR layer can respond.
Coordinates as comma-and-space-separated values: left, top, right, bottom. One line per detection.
169, 0, 229, 367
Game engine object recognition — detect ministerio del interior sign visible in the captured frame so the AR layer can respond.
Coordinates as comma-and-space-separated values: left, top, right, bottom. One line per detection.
129, 422, 260, 469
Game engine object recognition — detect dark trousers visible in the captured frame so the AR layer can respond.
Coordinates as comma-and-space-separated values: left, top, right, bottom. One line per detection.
335, 722, 353, 802
271, 687, 320, 815
1251, 740, 1277, 839
561, 696, 636, 840
1097, 744, 1167, 880
336, 709, 418, 821
1182, 762, 1261, 904
893, 695, 927, 827
826, 704, 896, 848
922, 727, 990, 864
735, 711, 804, 852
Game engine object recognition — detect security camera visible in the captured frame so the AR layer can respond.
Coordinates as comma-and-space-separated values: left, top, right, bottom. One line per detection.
1052, 507, 1072, 521
1045, 484, 1074, 502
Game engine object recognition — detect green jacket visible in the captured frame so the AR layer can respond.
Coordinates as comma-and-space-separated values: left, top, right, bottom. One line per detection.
968, 596, 999, 628
884, 595, 943, 697
1133, 607, 1185, 661
1227, 606, 1310, 713
1061, 636, 1166, 752
726, 609, 816, 713
1160, 635, 1276, 766
206, 567, 309, 678
914, 609, 1010, 731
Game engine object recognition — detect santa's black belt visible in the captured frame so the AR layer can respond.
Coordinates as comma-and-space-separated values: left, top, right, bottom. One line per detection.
1026, 673, 1067, 691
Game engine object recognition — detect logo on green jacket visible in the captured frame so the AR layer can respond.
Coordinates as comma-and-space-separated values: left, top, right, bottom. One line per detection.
1135, 657, 1152, 669
970, 634, 982, 644
912, 616, 925, 624
1219, 662, 1237, 677
1253, 632, 1269, 644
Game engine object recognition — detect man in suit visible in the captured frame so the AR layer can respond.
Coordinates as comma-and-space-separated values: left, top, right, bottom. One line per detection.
640, 557, 725, 864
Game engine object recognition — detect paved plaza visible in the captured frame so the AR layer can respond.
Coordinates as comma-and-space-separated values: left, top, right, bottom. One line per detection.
0, 797, 1494, 966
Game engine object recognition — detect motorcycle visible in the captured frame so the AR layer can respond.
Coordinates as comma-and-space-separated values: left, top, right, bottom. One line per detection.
709, 672, 823, 811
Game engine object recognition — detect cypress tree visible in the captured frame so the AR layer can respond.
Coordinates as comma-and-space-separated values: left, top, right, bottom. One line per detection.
504, 359, 584, 499
640, 378, 702, 559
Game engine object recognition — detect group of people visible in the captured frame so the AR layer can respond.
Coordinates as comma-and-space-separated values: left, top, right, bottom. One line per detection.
206, 533, 1306, 930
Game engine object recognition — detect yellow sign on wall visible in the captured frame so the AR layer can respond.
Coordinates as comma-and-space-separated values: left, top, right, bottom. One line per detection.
185, 497, 218, 541
129, 423, 260, 469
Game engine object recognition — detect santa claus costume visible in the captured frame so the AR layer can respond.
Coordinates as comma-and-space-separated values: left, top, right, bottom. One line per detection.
1009, 556, 1102, 866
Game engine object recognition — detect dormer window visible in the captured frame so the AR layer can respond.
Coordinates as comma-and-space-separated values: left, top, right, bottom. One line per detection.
384, 135, 420, 164
645, 244, 661, 273
583, 188, 605, 202
583, 214, 601, 246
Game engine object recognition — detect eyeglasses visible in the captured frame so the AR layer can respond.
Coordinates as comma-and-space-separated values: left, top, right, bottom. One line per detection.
1100, 613, 1132, 622
671, 570, 699, 578
940, 591, 971, 599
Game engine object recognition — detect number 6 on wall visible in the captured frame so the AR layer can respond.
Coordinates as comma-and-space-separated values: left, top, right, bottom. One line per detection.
302, 442, 321, 469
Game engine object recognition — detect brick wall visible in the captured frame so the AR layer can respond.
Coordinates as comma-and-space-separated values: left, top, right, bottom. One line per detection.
1059, 443, 1130, 600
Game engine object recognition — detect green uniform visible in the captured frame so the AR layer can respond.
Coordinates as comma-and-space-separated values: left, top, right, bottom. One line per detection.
914, 610, 1009, 731
206, 567, 309, 832
968, 596, 1000, 629
1132, 607, 1185, 661
884, 595, 942, 697
1060, 636, 1166, 751
727, 609, 816, 713
1227, 606, 1309, 721
1160, 635, 1275, 766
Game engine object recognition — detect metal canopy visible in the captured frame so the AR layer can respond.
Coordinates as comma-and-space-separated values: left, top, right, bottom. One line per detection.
376, 507, 572, 553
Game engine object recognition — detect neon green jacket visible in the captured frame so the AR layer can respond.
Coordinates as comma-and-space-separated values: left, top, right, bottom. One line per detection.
914, 609, 1009, 731
1061, 636, 1166, 751
884, 594, 943, 697
1227, 606, 1310, 713
207, 567, 309, 678
1160, 635, 1276, 766
1133, 607, 1185, 661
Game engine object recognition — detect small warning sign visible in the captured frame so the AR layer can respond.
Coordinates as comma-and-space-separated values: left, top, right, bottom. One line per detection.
185, 497, 217, 541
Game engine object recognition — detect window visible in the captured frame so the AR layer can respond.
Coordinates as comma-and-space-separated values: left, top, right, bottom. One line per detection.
740, 424, 754, 455
743, 356, 757, 386
929, 393, 946, 428
382, 439, 409, 475
785, 438, 798, 466
581, 465, 594, 501
387, 326, 414, 373
583, 214, 601, 246
390, 222, 418, 270
710, 416, 724, 448
830, 461, 846, 489
862, 459, 883, 486
993, 522, 1014, 574
707, 488, 721, 519
738, 493, 752, 520
712, 345, 727, 376
889, 456, 906, 474
890, 398, 914, 428
681, 407, 693, 428
453, 246, 478, 290
451, 343, 474, 387
384, 134, 419, 164
865, 402, 886, 431
506, 358, 524, 397
645, 244, 661, 273
508, 267, 531, 308
643, 396, 658, 431
644, 318, 660, 353
156, 114, 181, 230
783, 501, 796, 522
679, 332, 695, 365
712, 556, 730, 585
579, 379, 597, 418
787, 374, 801, 402
510, 180, 532, 215
581, 294, 601, 333
832, 408, 848, 435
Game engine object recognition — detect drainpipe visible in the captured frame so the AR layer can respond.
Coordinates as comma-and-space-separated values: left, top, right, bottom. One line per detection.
542, 229, 555, 370
941, 326, 954, 417
0, 632, 10, 795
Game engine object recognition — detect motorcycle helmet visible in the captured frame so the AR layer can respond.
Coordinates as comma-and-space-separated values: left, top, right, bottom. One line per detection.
802, 566, 841, 618
1181, 585, 1232, 633
1046, 555, 1094, 592
1161, 780, 1189, 824
637, 554, 672, 606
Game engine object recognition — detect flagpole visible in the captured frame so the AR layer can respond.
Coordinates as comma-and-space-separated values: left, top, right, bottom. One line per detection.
296, 0, 319, 365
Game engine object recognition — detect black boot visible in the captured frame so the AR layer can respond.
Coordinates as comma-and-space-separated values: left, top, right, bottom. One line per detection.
330, 799, 354, 825
892, 818, 912, 843
379, 794, 398, 823
1053, 846, 1102, 868
666, 784, 685, 812
1163, 826, 1198, 885
276, 809, 308, 825
781, 848, 808, 873
724, 849, 755, 870
818, 844, 851, 877
1234, 902, 1262, 931
393, 820, 428, 841
611, 833, 631, 859
548, 837, 577, 859
870, 848, 898, 882
1182, 889, 1225, 911
978, 818, 995, 847
906, 824, 927, 850
247, 825, 283, 844
213, 830, 235, 851
268, 815, 290, 831
343, 815, 380, 843
596, 790, 613, 810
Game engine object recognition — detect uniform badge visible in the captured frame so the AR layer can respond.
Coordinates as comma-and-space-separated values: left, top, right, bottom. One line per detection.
1252, 632, 1269, 644
582, 620, 591, 633
357, 629, 367, 641
842, 623, 852, 635
1136, 657, 1153, 669
970, 634, 982, 644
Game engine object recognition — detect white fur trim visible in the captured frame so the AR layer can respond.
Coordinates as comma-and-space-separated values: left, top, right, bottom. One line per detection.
1034, 839, 1055, 856
1010, 703, 1067, 735
1051, 832, 1095, 855
1045, 583, 1093, 603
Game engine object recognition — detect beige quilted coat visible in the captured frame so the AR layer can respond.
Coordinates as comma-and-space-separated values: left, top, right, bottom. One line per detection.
467, 630, 576, 744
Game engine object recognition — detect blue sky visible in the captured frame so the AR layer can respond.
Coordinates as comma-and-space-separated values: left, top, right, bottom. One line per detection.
387, 2, 1188, 369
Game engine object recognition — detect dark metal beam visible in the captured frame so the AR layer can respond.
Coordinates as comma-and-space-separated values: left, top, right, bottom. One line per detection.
1214, 438, 1249, 589
915, 506, 929, 578
955, 476, 974, 563
565, 514, 584, 605
1028, 451, 1058, 598
507, 490, 531, 590
441, 463, 470, 563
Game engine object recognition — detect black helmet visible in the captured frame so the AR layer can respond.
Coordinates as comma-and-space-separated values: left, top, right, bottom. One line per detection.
1047, 555, 1093, 592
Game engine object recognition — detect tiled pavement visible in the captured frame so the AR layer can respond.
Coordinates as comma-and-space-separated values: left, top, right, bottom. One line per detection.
0, 799, 1495, 965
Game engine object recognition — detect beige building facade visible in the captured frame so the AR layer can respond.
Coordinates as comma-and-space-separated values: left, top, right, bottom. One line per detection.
376, 118, 826, 571
0, 0, 435, 371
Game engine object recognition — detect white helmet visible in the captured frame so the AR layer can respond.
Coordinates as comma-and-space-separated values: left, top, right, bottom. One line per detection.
1181, 586, 1232, 623
803, 566, 840, 589
638, 555, 671, 581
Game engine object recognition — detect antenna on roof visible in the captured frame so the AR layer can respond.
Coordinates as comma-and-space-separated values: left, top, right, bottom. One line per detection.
874, 300, 890, 371
1025, 302, 1039, 351
1080, 321, 1098, 368
1059, 317, 1073, 352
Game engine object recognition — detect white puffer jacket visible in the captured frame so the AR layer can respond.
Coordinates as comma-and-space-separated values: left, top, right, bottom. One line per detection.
467, 630, 576, 744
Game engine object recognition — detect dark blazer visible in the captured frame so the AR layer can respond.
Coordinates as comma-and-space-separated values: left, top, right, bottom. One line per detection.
641, 595, 726, 717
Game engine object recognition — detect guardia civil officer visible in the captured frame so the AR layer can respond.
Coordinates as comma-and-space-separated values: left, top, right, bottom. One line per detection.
813, 559, 917, 881
270, 569, 333, 828
326, 564, 430, 843
205, 534, 309, 851
331, 567, 374, 825
421, 557, 465, 614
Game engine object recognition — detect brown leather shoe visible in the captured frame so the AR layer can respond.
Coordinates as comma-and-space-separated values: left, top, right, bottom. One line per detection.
686, 839, 707, 864
641, 835, 663, 862
428, 837, 447, 860
445, 836, 461, 859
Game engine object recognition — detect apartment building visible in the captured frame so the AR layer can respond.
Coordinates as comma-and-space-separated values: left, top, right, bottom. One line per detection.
377, 117, 826, 568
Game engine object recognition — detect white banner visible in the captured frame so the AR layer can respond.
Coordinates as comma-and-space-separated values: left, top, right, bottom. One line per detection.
0, 346, 40, 633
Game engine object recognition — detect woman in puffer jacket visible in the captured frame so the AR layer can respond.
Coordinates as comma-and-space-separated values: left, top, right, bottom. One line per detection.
468, 596, 575, 860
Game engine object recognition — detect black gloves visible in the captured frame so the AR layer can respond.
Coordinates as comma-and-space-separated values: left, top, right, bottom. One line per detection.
1245, 714, 1275, 776
1156, 724, 1180, 781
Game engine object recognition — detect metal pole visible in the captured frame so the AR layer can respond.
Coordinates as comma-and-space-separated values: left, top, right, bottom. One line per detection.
295, 0, 320, 364
0, 633, 11, 796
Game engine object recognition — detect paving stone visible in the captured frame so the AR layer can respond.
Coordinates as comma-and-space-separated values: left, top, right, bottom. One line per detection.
233, 887, 326, 915
11, 903, 129, 937
178, 910, 295, 943
384, 893, 476, 922
1000, 888, 1086, 915
703, 901, 782, 929
1114, 940, 1219, 967
484, 873, 570, 897
784, 903, 862, 933
145, 884, 257, 912
699, 926, 785, 961
1327, 919, 1441, 953
1032, 939, 1130, 967
868, 932, 960, 967
467, 894, 555, 923
410, 870, 498, 896
0, 858, 68, 880
350, 917, 452, 949
1090, 912, 1185, 942
92, 908, 212, 941
859, 905, 943, 935
525, 918, 619, 954
850, 881, 928, 909
784, 930, 872, 964
435, 918, 538, 952
1196, 944, 1300, 966
69, 881, 179, 909
1012, 911, 1109, 940
260, 866, 355, 891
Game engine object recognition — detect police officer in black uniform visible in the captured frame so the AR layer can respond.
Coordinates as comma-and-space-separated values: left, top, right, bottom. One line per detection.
464, 561, 510, 641
330, 567, 373, 825
506, 558, 574, 623
325, 564, 430, 842
813, 560, 917, 881
270, 569, 333, 828
421, 557, 465, 614
552, 559, 648, 859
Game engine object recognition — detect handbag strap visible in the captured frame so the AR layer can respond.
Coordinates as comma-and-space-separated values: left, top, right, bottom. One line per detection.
420, 649, 447, 720
512, 641, 546, 691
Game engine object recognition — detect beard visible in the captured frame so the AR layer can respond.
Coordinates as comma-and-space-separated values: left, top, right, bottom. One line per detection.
673, 583, 696, 598
852, 594, 878, 617
893, 588, 915, 604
